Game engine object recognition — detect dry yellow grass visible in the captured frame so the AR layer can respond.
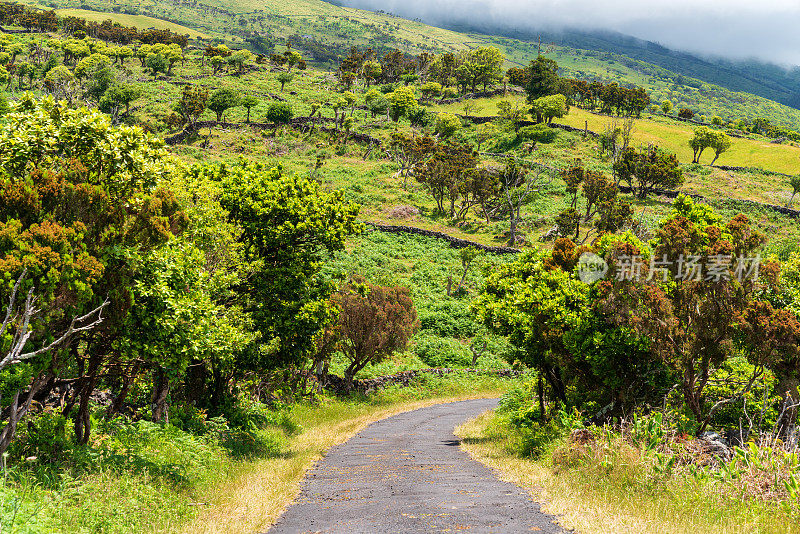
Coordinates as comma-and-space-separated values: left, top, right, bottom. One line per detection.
457, 413, 800, 534
182, 392, 505, 534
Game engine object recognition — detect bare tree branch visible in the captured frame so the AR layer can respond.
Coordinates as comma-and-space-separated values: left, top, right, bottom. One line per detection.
0, 272, 110, 372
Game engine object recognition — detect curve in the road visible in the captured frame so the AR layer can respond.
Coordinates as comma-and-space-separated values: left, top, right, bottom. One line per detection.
268, 398, 565, 533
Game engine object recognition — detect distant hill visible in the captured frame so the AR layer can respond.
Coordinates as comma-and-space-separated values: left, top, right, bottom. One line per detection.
21, 0, 800, 127
407, 20, 800, 112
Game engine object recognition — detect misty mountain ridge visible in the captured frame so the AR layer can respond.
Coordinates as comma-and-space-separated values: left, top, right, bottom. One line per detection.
326, 0, 800, 111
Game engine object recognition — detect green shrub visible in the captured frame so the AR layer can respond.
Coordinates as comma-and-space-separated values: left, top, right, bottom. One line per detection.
517, 124, 557, 143
407, 105, 431, 127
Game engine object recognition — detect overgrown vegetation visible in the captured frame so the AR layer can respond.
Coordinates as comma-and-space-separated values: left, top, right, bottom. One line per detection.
0, 1, 799, 531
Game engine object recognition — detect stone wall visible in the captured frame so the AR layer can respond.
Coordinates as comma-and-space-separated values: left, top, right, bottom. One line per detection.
365, 222, 520, 254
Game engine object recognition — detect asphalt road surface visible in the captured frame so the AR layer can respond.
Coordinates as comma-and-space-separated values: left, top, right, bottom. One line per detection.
269, 398, 565, 533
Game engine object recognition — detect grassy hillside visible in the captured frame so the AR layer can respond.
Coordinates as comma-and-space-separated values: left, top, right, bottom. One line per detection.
447, 24, 800, 111
433, 95, 800, 176
22, 0, 800, 129
54, 8, 212, 38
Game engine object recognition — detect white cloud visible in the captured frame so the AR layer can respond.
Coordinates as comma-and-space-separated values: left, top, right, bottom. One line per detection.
341, 0, 800, 65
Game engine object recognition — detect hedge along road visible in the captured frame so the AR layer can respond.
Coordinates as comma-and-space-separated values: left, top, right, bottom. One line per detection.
268, 398, 565, 533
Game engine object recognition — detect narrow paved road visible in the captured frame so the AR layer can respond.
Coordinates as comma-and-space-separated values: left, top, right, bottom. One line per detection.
269, 398, 565, 533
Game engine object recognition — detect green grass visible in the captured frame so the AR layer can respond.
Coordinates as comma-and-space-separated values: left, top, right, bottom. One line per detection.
54, 8, 212, 38
1, 371, 520, 534
432, 94, 800, 175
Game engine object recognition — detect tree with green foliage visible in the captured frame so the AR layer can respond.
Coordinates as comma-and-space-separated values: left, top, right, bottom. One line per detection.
276, 72, 294, 92
387, 86, 418, 122
362, 60, 382, 87
709, 131, 732, 165
475, 121, 500, 151
689, 126, 716, 163
530, 93, 567, 124
614, 145, 684, 198
284, 49, 302, 71
419, 81, 443, 102
207, 88, 240, 122
474, 249, 589, 406
240, 94, 259, 123
228, 49, 254, 74
435, 113, 461, 138
525, 55, 560, 102
174, 85, 209, 129
365, 89, 389, 119
209, 55, 225, 75
14, 61, 34, 90
497, 99, 528, 130
416, 142, 478, 217
789, 175, 800, 207
163, 43, 183, 76
74, 52, 114, 99
99, 83, 142, 123
469, 46, 504, 92
406, 106, 430, 128
215, 163, 361, 369
265, 102, 293, 135
44, 65, 77, 102
123, 240, 252, 422
145, 52, 169, 81
0, 95, 184, 447
661, 100, 673, 114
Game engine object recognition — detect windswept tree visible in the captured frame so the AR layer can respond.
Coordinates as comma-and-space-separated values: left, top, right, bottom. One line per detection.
228, 49, 254, 74
689, 126, 715, 164
709, 131, 732, 165
276, 71, 294, 92
788, 175, 800, 207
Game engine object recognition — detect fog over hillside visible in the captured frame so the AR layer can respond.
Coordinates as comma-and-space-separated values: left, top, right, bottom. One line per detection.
338, 0, 800, 66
